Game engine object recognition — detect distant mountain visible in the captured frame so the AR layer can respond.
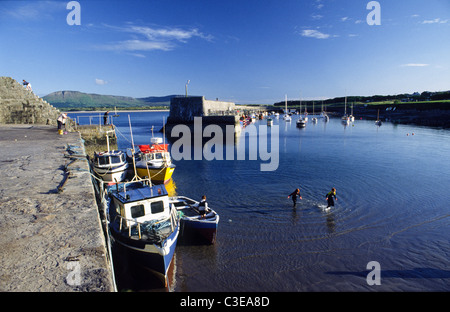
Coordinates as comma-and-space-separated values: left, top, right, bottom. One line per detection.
43, 91, 180, 110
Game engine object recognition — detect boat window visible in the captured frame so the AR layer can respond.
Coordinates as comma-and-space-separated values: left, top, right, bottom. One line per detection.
155, 153, 163, 160
151, 201, 164, 214
130, 204, 145, 218
111, 156, 122, 164
98, 156, 110, 165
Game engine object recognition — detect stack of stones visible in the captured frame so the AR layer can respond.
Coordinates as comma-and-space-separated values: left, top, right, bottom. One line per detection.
0, 77, 66, 127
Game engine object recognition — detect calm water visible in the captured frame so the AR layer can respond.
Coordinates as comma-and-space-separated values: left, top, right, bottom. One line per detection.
69, 111, 450, 291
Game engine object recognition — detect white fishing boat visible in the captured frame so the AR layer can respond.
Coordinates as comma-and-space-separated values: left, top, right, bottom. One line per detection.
92, 131, 129, 183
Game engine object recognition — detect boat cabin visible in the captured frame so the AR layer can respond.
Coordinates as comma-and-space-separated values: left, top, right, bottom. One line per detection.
110, 182, 171, 228
137, 144, 172, 166
94, 151, 126, 167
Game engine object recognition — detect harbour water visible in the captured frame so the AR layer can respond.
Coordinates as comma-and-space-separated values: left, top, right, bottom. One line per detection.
69, 111, 450, 292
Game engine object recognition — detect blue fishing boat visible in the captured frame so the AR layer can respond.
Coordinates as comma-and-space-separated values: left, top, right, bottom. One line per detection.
170, 196, 219, 245
107, 179, 179, 286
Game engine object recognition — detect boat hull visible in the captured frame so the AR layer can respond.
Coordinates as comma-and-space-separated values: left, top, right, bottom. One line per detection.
135, 165, 175, 184
109, 222, 179, 285
93, 163, 128, 183
180, 216, 219, 245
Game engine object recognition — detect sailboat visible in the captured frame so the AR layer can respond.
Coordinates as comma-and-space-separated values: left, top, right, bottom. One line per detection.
303, 103, 308, 122
349, 102, 355, 122
341, 96, 350, 125
113, 106, 119, 117
296, 95, 306, 128
283, 95, 292, 122
375, 109, 382, 126
312, 101, 318, 124
321, 101, 329, 122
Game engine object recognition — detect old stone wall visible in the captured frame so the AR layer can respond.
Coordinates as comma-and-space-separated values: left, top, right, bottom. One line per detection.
0, 77, 62, 126
169, 96, 236, 123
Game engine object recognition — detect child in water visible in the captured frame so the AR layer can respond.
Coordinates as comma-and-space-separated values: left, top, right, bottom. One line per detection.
288, 188, 302, 207
326, 188, 337, 208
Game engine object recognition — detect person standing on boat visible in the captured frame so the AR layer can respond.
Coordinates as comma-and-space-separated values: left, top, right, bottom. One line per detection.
288, 188, 302, 207
326, 188, 337, 208
195, 195, 208, 218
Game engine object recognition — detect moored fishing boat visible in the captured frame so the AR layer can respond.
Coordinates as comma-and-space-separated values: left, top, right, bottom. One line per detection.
92, 131, 129, 182
170, 196, 219, 245
134, 137, 176, 184
93, 150, 129, 183
106, 179, 179, 286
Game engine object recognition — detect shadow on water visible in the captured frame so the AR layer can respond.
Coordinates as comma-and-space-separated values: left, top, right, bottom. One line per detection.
326, 268, 450, 279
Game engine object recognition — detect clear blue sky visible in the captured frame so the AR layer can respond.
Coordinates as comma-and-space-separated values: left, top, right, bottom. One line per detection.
1, 0, 450, 104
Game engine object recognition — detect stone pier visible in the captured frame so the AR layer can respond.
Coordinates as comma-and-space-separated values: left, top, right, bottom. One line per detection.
0, 125, 115, 291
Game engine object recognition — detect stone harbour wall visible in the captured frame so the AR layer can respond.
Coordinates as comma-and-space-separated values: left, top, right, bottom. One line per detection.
0, 77, 62, 126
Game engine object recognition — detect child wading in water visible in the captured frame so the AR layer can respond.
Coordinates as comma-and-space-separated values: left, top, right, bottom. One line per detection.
326, 188, 337, 208
288, 188, 302, 207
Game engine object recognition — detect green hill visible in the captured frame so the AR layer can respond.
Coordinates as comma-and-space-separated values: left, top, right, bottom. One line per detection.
43, 91, 178, 110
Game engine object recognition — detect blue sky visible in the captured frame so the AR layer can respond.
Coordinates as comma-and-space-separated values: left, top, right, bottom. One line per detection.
1, 0, 450, 104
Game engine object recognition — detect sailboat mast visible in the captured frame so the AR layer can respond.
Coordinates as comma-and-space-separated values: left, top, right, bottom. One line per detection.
285, 94, 287, 114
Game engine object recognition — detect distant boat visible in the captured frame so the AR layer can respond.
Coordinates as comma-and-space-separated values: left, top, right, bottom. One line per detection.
311, 101, 318, 124
341, 96, 350, 125
375, 109, 382, 126
298, 94, 308, 123
283, 95, 292, 122
349, 102, 355, 122
113, 106, 119, 117
320, 101, 329, 122
296, 118, 306, 128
